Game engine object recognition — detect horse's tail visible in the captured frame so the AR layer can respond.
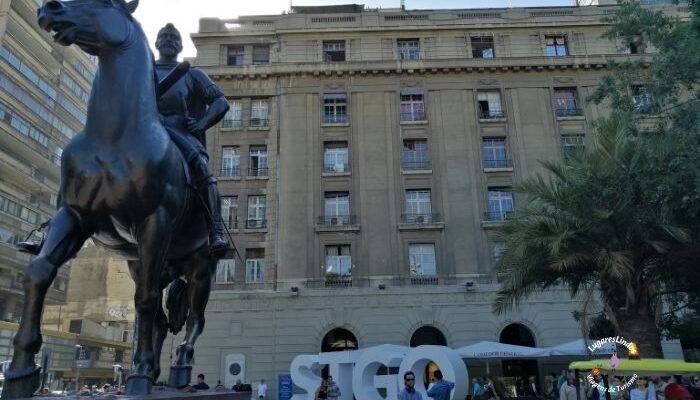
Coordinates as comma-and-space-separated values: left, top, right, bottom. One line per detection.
165, 278, 189, 334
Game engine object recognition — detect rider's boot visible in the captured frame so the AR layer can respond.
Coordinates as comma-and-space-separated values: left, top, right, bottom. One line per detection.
17, 240, 42, 255
202, 181, 231, 254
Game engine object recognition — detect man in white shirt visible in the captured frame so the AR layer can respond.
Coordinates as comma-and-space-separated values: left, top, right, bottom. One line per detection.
257, 379, 268, 399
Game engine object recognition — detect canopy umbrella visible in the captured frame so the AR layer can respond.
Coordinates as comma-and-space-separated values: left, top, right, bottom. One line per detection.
456, 341, 551, 374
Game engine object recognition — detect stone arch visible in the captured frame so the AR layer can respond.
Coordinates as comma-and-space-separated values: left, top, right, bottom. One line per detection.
320, 326, 359, 353
406, 320, 452, 348
410, 325, 447, 347
494, 318, 541, 347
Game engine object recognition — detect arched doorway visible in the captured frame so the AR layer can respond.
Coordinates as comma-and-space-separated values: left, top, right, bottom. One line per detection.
410, 326, 447, 347
321, 328, 358, 352
410, 326, 447, 389
320, 328, 358, 379
499, 323, 539, 396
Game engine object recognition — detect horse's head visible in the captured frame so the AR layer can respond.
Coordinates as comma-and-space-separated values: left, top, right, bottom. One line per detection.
37, 0, 139, 55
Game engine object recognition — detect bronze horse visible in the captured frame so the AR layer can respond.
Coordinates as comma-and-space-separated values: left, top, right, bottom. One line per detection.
3, 0, 218, 397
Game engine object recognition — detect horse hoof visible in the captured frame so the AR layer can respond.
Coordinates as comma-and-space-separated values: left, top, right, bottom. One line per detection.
126, 375, 153, 395
1, 365, 41, 399
168, 365, 192, 388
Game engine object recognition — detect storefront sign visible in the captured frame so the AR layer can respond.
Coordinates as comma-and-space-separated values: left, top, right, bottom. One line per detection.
278, 373, 293, 400
290, 345, 468, 400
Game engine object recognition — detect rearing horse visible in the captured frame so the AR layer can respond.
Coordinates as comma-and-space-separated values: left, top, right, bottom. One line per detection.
2, 0, 216, 397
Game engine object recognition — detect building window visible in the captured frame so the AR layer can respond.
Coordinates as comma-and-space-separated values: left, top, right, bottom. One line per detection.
494, 243, 506, 262
323, 41, 346, 62
221, 196, 238, 229
400, 92, 425, 122
222, 100, 242, 128
554, 88, 582, 117
624, 40, 644, 54
246, 196, 266, 229
545, 35, 568, 56
324, 142, 349, 173
397, 39, 420, 60
221, 147, 240, 177
481, 138, 509, 169
409, 244, 436, 276
487, 189, 514, 221
0, 194, 39, 224
215, 259, 235, 283
250, 100, 269, 127
323, 192, 350, 225
252, 45, 270, 65
249, 146, 268, 176
632, 86, 656, 114
0, 227, 18, 247
561, 135, 585, 159
323, 93, 347, 124
403, 139, 429, 170
227, 45, 244, 66
471, 36, 495, 58
69, 319, 82, 334
52, 277, 67, 292
405, 190, 432, 223
477, 91, 504, 119
53, 147, 63, 166
245, 249, 265, 283
325, 245, 352, 277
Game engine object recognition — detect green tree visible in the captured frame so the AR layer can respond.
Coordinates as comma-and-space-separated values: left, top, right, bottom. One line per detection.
493, 0, 700, 359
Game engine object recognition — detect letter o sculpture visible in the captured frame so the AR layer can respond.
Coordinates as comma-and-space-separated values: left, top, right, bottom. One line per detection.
398, 345, 469, 400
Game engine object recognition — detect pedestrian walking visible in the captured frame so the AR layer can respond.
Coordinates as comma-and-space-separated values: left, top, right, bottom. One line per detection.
327, 376, 341, 400
258, 379, 268, 399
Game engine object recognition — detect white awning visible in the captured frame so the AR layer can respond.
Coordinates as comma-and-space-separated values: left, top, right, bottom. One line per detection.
456, 341, 551, 359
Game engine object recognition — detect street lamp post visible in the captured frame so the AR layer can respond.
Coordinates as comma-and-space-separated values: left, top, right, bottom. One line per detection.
75, 345, 82, 391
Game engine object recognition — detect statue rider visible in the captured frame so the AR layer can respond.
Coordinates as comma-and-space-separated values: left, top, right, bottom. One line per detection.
153, 23, 231, 254
18, 23, 232, 255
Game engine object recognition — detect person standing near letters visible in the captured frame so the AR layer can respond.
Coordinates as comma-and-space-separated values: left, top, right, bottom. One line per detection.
398, 371, 423, 400
427, 370, 455, 400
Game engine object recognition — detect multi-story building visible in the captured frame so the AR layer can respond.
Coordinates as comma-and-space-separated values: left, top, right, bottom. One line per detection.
0, 0, 95, 322
169, 1, 684, 397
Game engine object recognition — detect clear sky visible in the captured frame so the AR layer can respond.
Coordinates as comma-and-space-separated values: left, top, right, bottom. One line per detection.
133, 0, 572, 58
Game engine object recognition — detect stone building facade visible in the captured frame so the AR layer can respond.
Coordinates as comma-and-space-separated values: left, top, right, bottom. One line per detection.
0, 0, 95, 322
171, 1, 681, 397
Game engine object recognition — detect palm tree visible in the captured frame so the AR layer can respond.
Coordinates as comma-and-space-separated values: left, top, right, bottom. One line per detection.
492, 116, 690, 358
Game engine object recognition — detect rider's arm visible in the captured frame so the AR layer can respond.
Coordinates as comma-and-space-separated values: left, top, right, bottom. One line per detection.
190, 68, 229, 132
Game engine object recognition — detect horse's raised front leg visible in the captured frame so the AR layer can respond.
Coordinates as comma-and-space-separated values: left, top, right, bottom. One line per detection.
127, 206, 171, 396
175, 247, 215, 367
3, 208, 88, 399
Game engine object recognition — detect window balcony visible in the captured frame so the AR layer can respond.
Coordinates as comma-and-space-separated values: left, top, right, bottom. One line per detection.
483, 159, 513, 170
245, 219, 267, 229
323, 163, 351, 174
555, 108, 584, 118
409, 275, 439, 286
478, 108, 506, 121
220, 167, 241, 178
247, 167, 268, 177
402, 160, 431, 171
483, 211, 513, 222
401, 213, 441, 224
324, 275, 353, 288
224, 218, 238, 230
323, 114, 348, 125
400, 111, 426, 123
249, 118, 270, 128
318, 215, 356, 226
221, 119, 243, 129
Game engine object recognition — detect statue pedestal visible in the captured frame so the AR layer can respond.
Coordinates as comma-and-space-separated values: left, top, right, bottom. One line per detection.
168, 365, 192, 388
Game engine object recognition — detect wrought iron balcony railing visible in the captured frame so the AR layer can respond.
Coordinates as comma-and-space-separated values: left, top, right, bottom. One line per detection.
478, 108, 506, 119
555, 108, 584, 117
324, 276, 353, 288
323, 163, 351, 173
409, 275, 439, 286
400, 111, 426, 122
220, 166, 241, 177
248, 167, 268, 177
245, 219, 267, 229
483, 159, 513, 169
318, 215, 356, 226
483, 211, 513, 221
323, 114, 348, 124
401, 213, 441, 224
221, 119, 243, 129
402, 160, 431, 170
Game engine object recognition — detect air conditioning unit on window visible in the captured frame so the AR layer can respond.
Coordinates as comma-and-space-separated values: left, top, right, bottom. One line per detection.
415, 216, 425, 223
330, 217, 339, 225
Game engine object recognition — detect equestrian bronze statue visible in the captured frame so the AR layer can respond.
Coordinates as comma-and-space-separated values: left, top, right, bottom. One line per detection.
2, 1, 231, 397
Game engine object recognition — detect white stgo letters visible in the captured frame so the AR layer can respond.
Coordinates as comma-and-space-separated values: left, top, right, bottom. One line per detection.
290, 345, 468, 400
